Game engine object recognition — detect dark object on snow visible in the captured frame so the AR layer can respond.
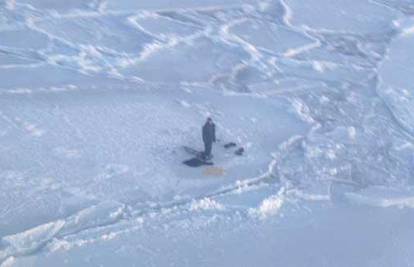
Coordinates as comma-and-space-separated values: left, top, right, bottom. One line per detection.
202, 118, 216, 158
235, 147, 245, 156
182, 146, 213, 167
224, 142, 237, 149
183, 157, 214, 167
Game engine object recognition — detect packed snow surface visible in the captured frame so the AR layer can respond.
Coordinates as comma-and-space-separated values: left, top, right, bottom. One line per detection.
1, 0, 414, 266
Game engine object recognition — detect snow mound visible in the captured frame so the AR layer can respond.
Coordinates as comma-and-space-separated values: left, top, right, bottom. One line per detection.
249, 194, 285, 219
60, 201, 126, 236
2, 220, 65, 258
190, 198, 225, 211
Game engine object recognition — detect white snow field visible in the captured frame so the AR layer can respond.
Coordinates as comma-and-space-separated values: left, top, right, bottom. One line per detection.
1, 0, 414, 266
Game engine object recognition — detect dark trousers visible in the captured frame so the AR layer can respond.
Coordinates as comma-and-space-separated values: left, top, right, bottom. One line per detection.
204, 141, 213, 158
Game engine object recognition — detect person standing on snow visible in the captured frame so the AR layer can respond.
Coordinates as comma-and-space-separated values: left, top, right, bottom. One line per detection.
202, 117, 216, 160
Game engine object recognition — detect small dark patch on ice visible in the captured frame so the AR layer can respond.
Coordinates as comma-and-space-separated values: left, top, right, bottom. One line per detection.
224, 142, 237, 149
235, 147, 245, 156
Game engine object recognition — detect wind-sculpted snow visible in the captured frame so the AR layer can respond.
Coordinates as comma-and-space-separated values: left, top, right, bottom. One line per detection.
1, 0, 414, 266
283, 0, 399, 34
102, 0, 256, 12
378, 17, 414, 137
346, 186, 414, 208
228, 19, 317, 56
0, 201, 125, 263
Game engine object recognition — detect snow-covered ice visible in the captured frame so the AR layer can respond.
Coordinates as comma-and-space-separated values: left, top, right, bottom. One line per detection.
0, 0, 414, 266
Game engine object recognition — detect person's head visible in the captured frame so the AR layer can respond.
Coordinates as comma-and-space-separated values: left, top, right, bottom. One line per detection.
206, 117, 213, 124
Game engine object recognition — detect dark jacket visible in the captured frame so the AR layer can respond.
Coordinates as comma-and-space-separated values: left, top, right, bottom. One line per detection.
202, 122, 216, 144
